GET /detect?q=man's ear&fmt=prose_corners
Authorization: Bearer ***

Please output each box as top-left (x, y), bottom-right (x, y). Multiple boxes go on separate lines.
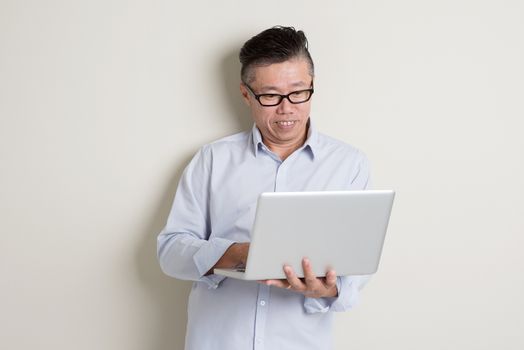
top-left (240, 83), bottom-right (251, 106)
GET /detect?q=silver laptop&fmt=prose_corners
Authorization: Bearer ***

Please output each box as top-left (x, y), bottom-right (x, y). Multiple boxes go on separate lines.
top-left (214, 190), bottom-right (395, 280)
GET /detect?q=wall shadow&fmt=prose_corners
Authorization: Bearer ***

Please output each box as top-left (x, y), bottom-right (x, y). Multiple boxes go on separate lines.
top-left (134, 46), bottom-right (251, 350)
top-left (219, 45), bottom-right (253, 132)
top-left (135, 153), bottom-right (193, 350)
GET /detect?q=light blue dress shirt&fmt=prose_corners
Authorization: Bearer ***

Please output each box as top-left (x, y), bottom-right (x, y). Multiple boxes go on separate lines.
top-left (157, 121), bottom-right (372, 350)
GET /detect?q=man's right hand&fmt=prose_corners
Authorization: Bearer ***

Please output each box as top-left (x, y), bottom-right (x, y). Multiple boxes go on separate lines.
top-left (206, 242), bottom-right (249, 275)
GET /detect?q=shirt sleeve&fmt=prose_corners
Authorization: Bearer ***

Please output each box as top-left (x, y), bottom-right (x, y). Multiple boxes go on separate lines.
top-left (157, 146), bottom-right (235, 289)
top-left (303, 275), bottom-right (372, 313)
top-left (304, 150), bottom-right (374, 313)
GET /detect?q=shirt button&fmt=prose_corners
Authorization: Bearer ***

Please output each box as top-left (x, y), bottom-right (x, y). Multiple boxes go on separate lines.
top-left (256, 338), bottom-right (262, 343)
top-left (260, 300), bottom-right (266, 306)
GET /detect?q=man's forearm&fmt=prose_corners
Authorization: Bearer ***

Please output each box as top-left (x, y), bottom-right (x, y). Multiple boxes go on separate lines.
top-left (205, 242), bottom-right (249, 275)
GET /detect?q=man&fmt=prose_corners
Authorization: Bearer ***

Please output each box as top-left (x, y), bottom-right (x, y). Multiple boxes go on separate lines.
top-left (157, 26), bottom-right (371, 350)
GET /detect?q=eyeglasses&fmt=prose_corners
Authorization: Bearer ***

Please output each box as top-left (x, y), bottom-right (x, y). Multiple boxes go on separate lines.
top-left (243, 82), bottom-right (314, 107)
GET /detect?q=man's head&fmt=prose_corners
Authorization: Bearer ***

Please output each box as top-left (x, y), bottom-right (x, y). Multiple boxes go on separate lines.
top-left (239, 26), bottom-right (314, 85)
top-left (239, 26), bottom-right (315, 157)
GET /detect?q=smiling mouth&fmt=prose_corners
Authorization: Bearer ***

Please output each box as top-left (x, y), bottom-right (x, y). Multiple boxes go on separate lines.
top-left (276, 120), bottom-right (297, 126)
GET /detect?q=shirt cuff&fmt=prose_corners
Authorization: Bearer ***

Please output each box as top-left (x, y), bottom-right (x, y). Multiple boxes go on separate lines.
top-left (192, 237), bottom-right (236, 289)
top-left (303, 275), bottom-right (371, 314)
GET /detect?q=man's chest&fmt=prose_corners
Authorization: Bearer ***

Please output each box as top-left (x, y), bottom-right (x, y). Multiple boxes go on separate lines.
top-left (206, 151), bottom-right (358, 240)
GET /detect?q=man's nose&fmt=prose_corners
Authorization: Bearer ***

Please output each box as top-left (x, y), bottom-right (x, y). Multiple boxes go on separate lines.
top-left (276, 97), bottom-right (293, 114)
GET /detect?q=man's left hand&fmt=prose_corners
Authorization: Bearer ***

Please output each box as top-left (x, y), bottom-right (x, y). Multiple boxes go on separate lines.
top-left (260, 258), bottom-right (338, 298)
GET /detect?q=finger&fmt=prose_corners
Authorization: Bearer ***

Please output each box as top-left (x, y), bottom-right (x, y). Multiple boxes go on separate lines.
top-left (301, 258), bottom-right (318, 286)
top-left (262, 279), bottom-right (289, 289)
top-left (324, 270), bottom-right (337, 288)
top-left (283, 265), bottom-right (305, 290)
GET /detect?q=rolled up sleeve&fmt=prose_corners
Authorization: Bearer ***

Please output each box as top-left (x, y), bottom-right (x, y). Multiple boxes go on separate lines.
top-left (157, 146), bottom-right (234, 289)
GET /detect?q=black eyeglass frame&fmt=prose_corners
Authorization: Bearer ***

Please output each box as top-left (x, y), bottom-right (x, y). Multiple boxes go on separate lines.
top-left (243, 82), bottom-right (314, 107)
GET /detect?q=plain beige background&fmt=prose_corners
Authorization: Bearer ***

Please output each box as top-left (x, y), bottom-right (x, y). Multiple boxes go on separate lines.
top-left (1, 1), bottom-right (523, 349)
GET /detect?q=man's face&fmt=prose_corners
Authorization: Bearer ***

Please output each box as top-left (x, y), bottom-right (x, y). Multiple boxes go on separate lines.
top-left (240, 58), bottom-right (313, 149)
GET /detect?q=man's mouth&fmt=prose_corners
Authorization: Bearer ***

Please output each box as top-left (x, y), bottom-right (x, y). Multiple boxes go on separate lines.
top-left (276, 120), bottom-right (296, 126)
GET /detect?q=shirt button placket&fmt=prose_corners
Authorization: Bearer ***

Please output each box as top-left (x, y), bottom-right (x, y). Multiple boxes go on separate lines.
top-left (274, 162), bottom-right (288, 192)
top-left (253, 284), bottom-right (270, 350)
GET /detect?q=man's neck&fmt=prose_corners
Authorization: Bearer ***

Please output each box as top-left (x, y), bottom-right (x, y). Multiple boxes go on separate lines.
top-left (264, 133), bottom-right (307, 161)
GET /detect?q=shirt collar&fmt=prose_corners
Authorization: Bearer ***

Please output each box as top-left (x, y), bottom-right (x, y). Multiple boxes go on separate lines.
top-left (251, 118), bottom-right (318, 160)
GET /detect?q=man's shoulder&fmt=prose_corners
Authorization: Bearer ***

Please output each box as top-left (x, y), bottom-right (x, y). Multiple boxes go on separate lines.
top-left (200, 130), bottom-right (251, 154)
top-left (315, 131), bottom-right (367, 160)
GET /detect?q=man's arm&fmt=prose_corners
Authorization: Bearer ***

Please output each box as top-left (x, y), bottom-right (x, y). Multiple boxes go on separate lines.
top-left (204, 242), bottom-right (249, 275)
top-left (157, 146), bottom-right (246, 288)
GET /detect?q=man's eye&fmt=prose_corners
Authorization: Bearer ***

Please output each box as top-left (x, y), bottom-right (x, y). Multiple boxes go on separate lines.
top-left (291, 91), bottom-right (307, 97)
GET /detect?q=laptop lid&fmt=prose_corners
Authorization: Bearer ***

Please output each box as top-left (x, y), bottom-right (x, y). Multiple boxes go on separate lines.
top-left (214, 190), bottom-right (394, 280)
